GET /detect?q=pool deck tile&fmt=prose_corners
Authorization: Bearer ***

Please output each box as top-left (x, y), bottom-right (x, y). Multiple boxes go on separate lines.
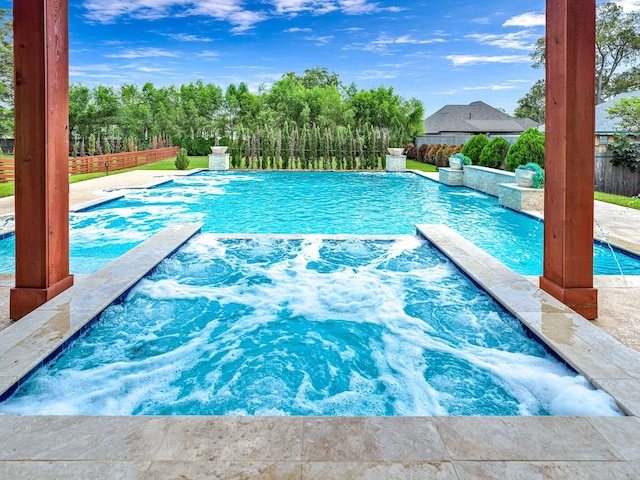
top-left (156, 417), bottom-right (303, 462)
top-left (302, 461), bottom-right (458, 479)
top-left (588, 416), bottom-right (640, 460)
top-left (451, 461), bottom-right (640, 479)
top-left (434, 416), bottom-right (623, 461)
top-left (0, 461), bottom-right (152, 480)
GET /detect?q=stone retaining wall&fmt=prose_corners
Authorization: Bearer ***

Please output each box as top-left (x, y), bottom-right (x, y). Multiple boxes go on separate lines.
top-left (438, 165), bottom-right (544, 213)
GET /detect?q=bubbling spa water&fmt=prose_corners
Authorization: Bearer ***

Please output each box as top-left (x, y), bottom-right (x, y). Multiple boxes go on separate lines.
top-left (0, 235), bottom-right (622, 416)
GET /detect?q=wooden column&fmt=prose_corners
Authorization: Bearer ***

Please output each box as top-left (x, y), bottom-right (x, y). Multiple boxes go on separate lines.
top-left (540, 0), bottom-right (597, 319)
top-left (10, 0), bottom-right (73, 319)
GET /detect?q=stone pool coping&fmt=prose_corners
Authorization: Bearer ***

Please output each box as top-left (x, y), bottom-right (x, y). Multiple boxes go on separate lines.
top-left (0, 226), bottom-right (639, 478)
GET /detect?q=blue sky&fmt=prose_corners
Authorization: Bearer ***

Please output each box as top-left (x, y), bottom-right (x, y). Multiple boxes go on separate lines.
top-left (4, 0), bottom-right (639, 116)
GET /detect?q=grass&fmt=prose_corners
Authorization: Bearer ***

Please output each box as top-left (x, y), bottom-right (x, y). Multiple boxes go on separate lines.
top-left (405, 160), bottom-right (438, 173)
top-left (595, 191), bottom-right (640, 209)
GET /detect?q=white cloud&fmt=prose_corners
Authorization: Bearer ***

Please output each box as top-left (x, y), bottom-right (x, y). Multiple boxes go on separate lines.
top-left (471, 17), bottom-right (492, 25)
top-left (438, 79), bottom-right (530, 95)
top-left (614, 1), bottom-right (640, 12)
top-left (135, 66), bottom-right (176, 73)
top-left (82, 0), bottom-right (268, 33)
top-left (165, 33), bottom-right (212, 42)
top-left (284, 27), bottom-right (313, 33)
top-left (198, 50), bottom-right (221, 58)
top-left (468, 31), bottom-right (537, 51)
top-left (503, 12), bottom-right (545, 27)
top-left (304, 35), bottom-right (334, 45)
top-left (106, 47), bottom-right (180, 58)
top-left (356, 69), bottom-right (398, 80)
top-left (338, 0), bottom-right (377, 15)
top-left (83, 0), bottom-right (395, 32)
top-left (446, 54), bottom-right (531, 66)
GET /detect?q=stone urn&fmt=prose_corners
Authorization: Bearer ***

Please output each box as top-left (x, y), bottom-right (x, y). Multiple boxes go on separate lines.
top-left (210, 146), bottom-right (228, 155)
top-left (387, 147), bottom-right (405, 156)
top-left (448, 156), bottom-right (463, 170)
top-left (515, 166), bottom-right (535, 188)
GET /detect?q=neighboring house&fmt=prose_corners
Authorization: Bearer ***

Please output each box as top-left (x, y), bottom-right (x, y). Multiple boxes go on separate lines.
top-left (416, 101), bottom-right (537, 146)
top-left (594, 90), bottom-right (640, 147)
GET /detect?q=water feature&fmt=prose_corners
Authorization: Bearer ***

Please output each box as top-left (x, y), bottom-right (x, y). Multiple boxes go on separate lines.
top-left (0, 235), bottom-right (622, 416)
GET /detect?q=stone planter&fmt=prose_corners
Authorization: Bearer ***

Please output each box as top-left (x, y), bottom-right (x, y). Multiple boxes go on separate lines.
top-left (210, 146), bottom-right (228, 155)
top-left (515, 167), bottom-right (535, 188)
top-left (448, 156), bottom-right (463, 170)
top-left (386, 147), bottom-right (406, 172)
top-left (209, 146), bottom-right (230, 171)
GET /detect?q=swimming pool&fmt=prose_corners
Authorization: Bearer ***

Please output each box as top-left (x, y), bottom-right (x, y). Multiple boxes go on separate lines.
top-left (0, 171), bottom-right (638, 276)
top-left (0, 235), bottom-right (622, 416)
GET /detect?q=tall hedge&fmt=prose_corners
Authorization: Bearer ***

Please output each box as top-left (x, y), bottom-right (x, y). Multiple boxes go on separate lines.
top-left (461, 134), bottom-right (489, 164)
top-left (479, 136), bottom-right (510, 169)
top-left (505, 128), bottom-right (545, 171)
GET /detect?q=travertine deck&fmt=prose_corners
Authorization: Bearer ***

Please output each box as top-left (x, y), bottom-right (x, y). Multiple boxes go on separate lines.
top-left (0, 169), bottom-right (639, 478)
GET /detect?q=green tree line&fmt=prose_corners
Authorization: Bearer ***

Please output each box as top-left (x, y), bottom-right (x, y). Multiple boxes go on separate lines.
top-left (69, 67), bottom-right (424, 156)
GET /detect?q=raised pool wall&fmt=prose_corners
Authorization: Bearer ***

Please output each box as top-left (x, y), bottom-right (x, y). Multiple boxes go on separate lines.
top-left (439, 165), bottom-right (544, 213)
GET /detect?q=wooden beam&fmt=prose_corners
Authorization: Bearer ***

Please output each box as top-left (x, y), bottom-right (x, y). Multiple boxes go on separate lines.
top-left (10, 0), bottom-right (73, 319)
top-left (540, 0), bottom-right (597, 319)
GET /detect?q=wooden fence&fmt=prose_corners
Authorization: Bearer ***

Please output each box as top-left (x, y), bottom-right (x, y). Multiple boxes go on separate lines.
top-left (0, 146), bottom-right (180, 183)
top-left (595, 145), bottom-right (640, 197)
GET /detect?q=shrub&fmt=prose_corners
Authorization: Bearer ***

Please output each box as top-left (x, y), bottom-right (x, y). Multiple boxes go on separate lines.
top-left (418, 143), bottom-right (429, 162)
top-left (404, 142), bottom-right (417, 159)
top-left (505, 128), bottom-right (545, 171)
top-left (608, 133), bottom-right (640, 172)
top-left (435, 144), bottom-right (449, 167)
top-left (461, 134), bottom-right (489, 164)
top-left (426, 144), bottom-right (441, 164)
top-left (174, 147), bottom-right (190, 170)
top-left (479, 136), bottom-right (510, 169)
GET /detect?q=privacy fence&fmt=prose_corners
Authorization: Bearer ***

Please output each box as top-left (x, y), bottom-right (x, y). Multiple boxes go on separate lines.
top-left (595, 145), bottom-right (640, 197)
top-left (0, 146), bottom-right (180, 183)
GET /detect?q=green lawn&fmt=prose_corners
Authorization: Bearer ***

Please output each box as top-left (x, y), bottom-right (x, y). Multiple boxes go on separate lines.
top-left (405, 160), bottom-right (438, 173)
top-left (595, 191), bottom-right (640, 209)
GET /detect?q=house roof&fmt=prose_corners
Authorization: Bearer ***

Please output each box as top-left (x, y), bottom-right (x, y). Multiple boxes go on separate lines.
top-left (423, 101), bottom-right (536, 135)
top-left (595, 90), bottom-right (640, 134)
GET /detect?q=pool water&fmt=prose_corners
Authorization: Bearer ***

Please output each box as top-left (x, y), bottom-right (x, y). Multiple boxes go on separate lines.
top-left (0, 171), bottom-right (638, 275)
top-left (0, 236), bottom-right (622, 416)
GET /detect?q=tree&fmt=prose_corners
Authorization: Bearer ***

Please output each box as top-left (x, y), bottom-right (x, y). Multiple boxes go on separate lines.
top-left (505, 128), bottom-right (545, 171)
top-left (479, 136), bottom-right (510, 169)
top-left (0, 10), bottom-right (12, 138)
top-left (607, 95), bottom-right (640, 135)
top-left (530, 2), bottom-right (640, 104)
top-left (514, 79), bottom-right (545, 124)
top-left (461, 134), bottom-right (489, 164)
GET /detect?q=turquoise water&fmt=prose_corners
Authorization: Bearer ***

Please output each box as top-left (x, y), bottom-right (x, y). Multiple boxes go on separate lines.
top-left (0, 171), bottom-right (638, 275)
top-left (0, 236), bottom-right (622, 416)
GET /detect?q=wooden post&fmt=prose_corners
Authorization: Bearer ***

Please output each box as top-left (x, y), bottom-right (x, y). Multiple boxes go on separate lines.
top-left (540, 0), bottom-right (598, 319)
top-left (10, 0), bottom-right (74, 319)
